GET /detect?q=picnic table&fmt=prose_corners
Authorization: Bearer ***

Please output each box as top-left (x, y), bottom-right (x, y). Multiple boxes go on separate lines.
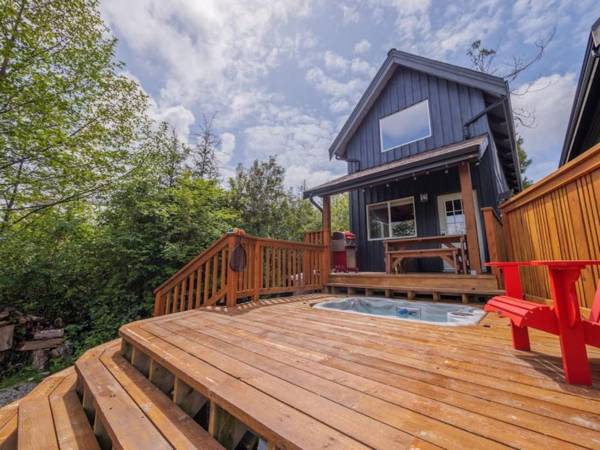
top-left (384, 234), bottom-right (468, 274)
top-left (486, 260), bottom-right (600, 385)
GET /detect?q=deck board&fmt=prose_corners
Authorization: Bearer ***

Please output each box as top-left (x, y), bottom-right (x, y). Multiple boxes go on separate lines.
top-left (121, 294), bottom-right (600, 449)
top-left (99, 347), bottom-right (224, 450)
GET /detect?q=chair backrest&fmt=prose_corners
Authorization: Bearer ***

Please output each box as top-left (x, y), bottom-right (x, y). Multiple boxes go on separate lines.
top-left (590, 280), bottom-right (600, 323)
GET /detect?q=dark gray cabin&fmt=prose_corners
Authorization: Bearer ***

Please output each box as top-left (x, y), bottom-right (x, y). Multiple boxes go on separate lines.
top-left (305, 49), bottom-right (520, 273)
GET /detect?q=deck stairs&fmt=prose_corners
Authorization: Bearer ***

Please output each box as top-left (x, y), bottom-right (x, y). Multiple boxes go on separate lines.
top-left (0, 338), bottom-right (229, 450)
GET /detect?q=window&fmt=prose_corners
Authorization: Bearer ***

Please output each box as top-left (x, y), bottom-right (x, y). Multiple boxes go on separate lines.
top-left (444, 199), bottom-right (465, 235)
top-left (379, 99), bottom-right (431, 152)
top-left (367, 197), bottom-right (416, 240)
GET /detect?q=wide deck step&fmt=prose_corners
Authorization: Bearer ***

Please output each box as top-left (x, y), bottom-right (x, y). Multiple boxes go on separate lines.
top-left (76, 341), bottom-right (223, 450)
top-left (0, 339), bottom-right (223, 450)
top-left (1, 366), bottom-right (99, 450)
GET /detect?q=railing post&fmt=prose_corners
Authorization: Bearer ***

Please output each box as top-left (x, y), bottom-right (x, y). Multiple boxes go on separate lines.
top-left (253, 241), bottom-right (262, 301)
top-left (153, 291), bottom-right (163, 316)
top-left (226, 232), bottom-right (239, 308)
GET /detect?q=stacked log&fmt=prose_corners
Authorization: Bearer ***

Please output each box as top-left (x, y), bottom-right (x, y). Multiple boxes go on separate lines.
top-left (0, 308), bottom-right (71, 371)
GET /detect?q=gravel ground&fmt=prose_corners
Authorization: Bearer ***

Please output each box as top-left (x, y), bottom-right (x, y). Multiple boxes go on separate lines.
top-left (0, 381), bottom-right (37, 407)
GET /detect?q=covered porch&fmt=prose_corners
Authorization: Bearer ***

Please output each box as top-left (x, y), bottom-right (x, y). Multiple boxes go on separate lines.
top-left (305, 136), bottom-right (502, 295)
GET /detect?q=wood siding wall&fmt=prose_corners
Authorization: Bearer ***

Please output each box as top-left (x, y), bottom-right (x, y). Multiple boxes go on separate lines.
top-left (344, 65), bottom-right (512, 272)
top-left (345, 66), bottom-right (490, 171)
top-left (349, 163), bottom-right (497, 272)
top-left (501, 142), bottom-right (600, 309)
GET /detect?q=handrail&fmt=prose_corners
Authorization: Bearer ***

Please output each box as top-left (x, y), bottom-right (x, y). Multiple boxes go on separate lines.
top-left (304, 230), bottom-right (323, 245)
top-left (153, 229), bottom-right (326, 316)
top-left (153, 233), bottom-right (230, 294)
top-left (153, 233), bottom-right (231, 316)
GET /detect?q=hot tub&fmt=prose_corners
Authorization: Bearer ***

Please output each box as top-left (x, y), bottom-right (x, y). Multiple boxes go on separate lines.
top-left (314, 297), bottom-right (485, 326)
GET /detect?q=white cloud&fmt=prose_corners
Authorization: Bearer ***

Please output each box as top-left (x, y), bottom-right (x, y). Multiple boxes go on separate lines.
top-left (217, 132), bottom-right (236, 181)
top-left (101, 0), bottom-right (335, 186)
top-left (340, 4), bottom-right (360, 24)
top-left (149, 102), bottom-right (196, 141)
top-left (242, 105), bottom-right (345, 187)
top-left (218, 132), bottom-right (236, 166)
top-left (323, 51), bottom-right (349, 72)
top-left (330, 99), bottom-right (351, 114)
top-left (354, 39), bottom-right (371, 54)
top-left (305, 67), bottom-right (366, 100)
top-left (350, 0), bottom-right (503, 56)
top-left (101, 0), bottom-right (314, 117)
top-left (350, 58), bottom-right (375, 76)
top-left (511, 72), bottom-right (577, 180)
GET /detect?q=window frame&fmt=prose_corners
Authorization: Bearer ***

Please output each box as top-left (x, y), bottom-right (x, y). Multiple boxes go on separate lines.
top-left (366, 196), bottom-right (418, 241)
top-left (379, 99), bottom-right (432, 153)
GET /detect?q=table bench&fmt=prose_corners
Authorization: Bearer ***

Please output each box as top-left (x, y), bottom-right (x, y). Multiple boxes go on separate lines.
top-left (387, 248), bottom-right (463, 274)
top-left (384, 234), bottom-right (468, 274)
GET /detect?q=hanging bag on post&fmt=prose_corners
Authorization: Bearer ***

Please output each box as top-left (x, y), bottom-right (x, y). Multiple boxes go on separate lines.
top-left (229, 234), bottom-right (247, 272)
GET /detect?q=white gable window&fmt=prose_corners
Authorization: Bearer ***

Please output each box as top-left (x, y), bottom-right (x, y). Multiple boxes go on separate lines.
top-left (379, 99), bottom-right (432, 152)
top-left (367, 197), bottom-right (417, 240)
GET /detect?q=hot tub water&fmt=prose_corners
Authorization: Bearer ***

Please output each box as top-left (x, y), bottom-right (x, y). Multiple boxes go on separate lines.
top-left (314, 297), bottom-right (485, 326)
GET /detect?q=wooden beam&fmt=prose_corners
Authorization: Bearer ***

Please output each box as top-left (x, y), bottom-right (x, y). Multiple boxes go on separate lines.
top-left (321, 195), bottom-right (331, 287)
top-left (458, 162), bottom-right (482, 273)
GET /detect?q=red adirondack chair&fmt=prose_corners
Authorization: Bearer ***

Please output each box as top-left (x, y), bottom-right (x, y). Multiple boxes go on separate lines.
top-left (485, 260), bottom-right (600, 385)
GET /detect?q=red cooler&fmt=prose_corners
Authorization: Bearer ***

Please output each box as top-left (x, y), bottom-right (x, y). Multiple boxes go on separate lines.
top-left (331, 231), bottom-right (358, 272)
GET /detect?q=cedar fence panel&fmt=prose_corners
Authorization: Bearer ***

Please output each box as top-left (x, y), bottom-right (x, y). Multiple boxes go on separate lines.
top-left (500, 142), bottom-right (600, 310)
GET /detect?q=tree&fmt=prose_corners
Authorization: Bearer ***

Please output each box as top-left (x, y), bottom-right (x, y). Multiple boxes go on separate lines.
top-left (466, 32), bottom-right (554, 185)
top-left (331, 193), bottom-right (349, 231)
top-left (149, 123), bottom-right (191, 188)
top-left (0, 0), bottom-right (149, 230)
top-left (229, 157), bottom-right (288, 237)
top-left (192, 113), bottom-right (220, 180)
top-left (517, 135), bottom-right (533, 188)
top-left (0, 124), bottom-right (239, 354)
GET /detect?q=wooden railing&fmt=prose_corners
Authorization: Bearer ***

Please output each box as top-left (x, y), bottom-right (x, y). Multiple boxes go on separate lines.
top-left (500, 141), bottom-right (600, 310)
top-left (153, 229), bottom-right (326, 316)
top-left (153, 234), bottom-right (230, 316)
top-left (303, 230), bottom-right (323, 245)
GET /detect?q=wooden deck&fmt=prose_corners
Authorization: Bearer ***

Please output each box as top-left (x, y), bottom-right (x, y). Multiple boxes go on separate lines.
top-left (120, 294), bottom-right (600, 449)
top-left (328, 271), bottom-right (501, 302)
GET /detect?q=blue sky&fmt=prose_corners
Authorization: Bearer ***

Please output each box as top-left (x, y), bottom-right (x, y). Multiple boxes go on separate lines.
top-left (100, 0), bottom-right (600, 188)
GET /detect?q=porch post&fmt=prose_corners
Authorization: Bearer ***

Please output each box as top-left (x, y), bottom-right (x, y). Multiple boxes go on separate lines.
top-left (458, 162), bottom-right (482, 273)
top-left (321, 195), bottom-right (331, 287)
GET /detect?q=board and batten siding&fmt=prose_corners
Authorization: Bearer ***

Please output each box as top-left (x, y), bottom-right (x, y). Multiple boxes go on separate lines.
top-left (345, 64), bottom-right (510, 272)
top-left (344, 65), bottom-right (490, 171)
top-left (349, 163), bottom-right (503, 272)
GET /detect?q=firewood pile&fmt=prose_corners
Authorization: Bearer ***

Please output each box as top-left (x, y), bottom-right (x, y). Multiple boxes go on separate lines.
top-left (0, 308), bottom-right (72, 371)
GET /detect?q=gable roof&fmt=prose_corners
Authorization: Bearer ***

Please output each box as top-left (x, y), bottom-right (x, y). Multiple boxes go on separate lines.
top-left (329, 49), bottom-right (509, 159)
top-left (328, 49), bottom-right (521, 191)
top-left (560, 17), bottom-right (600, 165)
